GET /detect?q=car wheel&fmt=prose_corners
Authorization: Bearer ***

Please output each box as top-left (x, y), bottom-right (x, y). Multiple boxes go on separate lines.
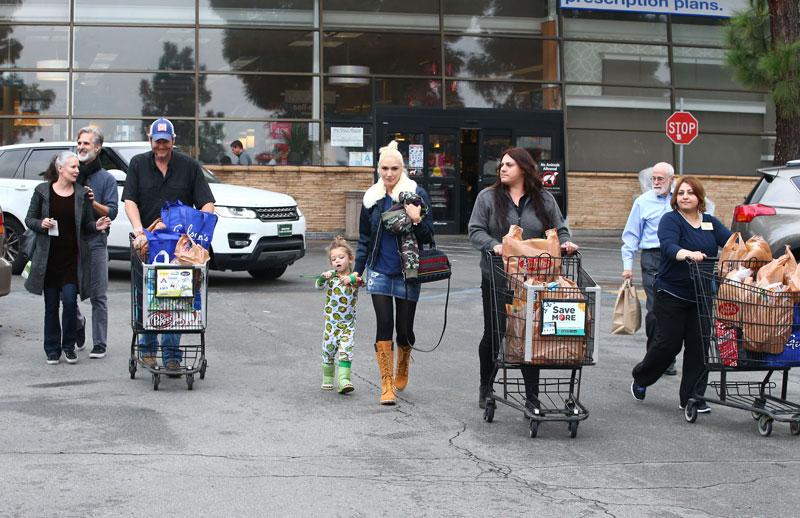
top-left (247, 265), bottom-right (287, 280)
top-left (3, 216), bottom-right (26, 275)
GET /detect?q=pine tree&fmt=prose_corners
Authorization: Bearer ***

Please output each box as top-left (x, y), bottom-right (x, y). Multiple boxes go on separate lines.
top-left (725, 0), bottom-right (800, 165)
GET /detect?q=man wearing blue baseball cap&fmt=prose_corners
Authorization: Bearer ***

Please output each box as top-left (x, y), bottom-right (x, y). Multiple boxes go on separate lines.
top-left (122, 117), bottom-right (215, 374)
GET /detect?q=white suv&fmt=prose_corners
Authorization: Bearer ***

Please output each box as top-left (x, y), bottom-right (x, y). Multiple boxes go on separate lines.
top-left (0, 142), bottom-right (306, 279)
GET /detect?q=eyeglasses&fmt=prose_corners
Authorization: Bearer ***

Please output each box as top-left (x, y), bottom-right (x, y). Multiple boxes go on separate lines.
top-left (651, 176), bottom-right (669, 183)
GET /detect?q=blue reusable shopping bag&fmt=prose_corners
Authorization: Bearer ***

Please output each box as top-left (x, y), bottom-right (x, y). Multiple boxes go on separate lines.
top-left (145, 229), bottom-right (181, 263)
top-left (161, 200), bottom-right (218, 250)
top-left (764, 304), bottom-right (800, 367)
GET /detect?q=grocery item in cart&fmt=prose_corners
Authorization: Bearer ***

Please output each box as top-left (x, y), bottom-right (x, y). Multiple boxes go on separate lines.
top-left (743, 235), bottom-right (772, 270)
top-left (504, 300), bottom-right (526, 363)
top-left (715, 267), bottom-right (753, 326)
top-left (756, 245), bottom-right (796, 286)
top-left (742, 284), bottom-right (794, 354)
top-left (173, 234), bottom-right (211, 265)
top-left (714, 320), bottom-right (739, 367)
top-left (501, 225), bottom-right (560, 279)
top-left (161, 200), bottom-right (218, 250)
top-left (719, 232), bottom-right (747, 276)
top-left (145, 230), bottom-right (181, 263)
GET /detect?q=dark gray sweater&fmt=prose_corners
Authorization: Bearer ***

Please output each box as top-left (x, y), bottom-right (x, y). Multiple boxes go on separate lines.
top-left (468, 186), bottom-right (571, 274)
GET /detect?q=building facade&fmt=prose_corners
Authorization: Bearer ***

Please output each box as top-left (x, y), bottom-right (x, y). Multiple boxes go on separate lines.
top-left (0, 0), bottom-right (771, 232)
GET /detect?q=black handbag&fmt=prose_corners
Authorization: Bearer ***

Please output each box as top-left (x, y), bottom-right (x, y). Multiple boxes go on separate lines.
top-left (21, 228), bottom-right (36, 260)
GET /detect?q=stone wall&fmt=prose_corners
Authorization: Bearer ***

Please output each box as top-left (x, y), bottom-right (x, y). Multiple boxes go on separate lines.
top-left (208, 166), bottom-right (758, 233)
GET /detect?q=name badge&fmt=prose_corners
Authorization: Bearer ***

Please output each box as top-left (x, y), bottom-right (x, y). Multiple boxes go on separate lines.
top-left (701, 221), bottom-right (713, 231)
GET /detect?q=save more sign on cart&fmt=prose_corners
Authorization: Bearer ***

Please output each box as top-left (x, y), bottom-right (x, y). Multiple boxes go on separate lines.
top-left (541, 300), bottom-right (587, 336)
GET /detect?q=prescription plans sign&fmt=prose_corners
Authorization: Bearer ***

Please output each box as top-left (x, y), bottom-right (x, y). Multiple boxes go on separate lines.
top-left (559, 0), bottom-right (748, 18)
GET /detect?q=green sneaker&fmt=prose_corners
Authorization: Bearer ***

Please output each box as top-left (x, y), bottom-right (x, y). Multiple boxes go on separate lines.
top-left (322, 363), bottom-right (335, 390)
top-left (338, 360), bottom-right (354, 394)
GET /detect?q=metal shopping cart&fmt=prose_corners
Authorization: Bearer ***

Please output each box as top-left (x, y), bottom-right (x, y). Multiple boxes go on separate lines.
top-left (687, 259), bottom-right (800, 436)
top-left (484, 252), bottom-right (601, 438)
top-left (128, 236), bottom-right (208, 390)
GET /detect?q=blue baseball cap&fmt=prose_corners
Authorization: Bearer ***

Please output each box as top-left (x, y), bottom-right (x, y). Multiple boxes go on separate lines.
top-left (149, 118), bottom-right (175, 141)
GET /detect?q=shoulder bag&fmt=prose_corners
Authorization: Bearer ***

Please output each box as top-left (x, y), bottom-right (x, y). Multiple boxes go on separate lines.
top-left (409, 241), bottom-right (452, 353)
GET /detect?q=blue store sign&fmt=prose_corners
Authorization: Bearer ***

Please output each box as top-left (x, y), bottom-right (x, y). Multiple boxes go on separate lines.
top-left (559, 0), bottom-right (748, 18)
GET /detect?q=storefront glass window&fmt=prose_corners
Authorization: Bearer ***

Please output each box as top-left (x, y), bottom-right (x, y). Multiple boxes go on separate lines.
top-left (74, 0), bottom-right (195, 23)
top-left (202, 74), bottom-right (315, 119)
top-left (565, 42), bottom-right (669, 87)
top-left (671, 15), bottom-right (726, 46)
top-left (443, 0), bottom-right (555, 35)
top-left (445, 36), bottom-right (557, 81)
top-left (428, 134), bottom-right (457, 178)
top-left (384, 132), bottom-right (424, 177)
top-left (375, 78), bottom-right (442, 109)
top-left (199, 120), bottom-right (319, 165)
top-left (562, 10), bottom-right (667, 42)
top-left (481, 133), bottom-right (512, 177)
top-left (324, 0), bottom-right (438, 30)
top-left (427, 181), bottom-right (455, 222)
top-left (684, 133), bottom-right (773, 175)
top-left (517, 135), bottom-right (551, 161)
top-left (672, 47), bottom-right (746, 90)
top-left (674, 89), bottom-right (775, 134)
top-left (73, 72), bottom-right (196, 117)
top-left (446, 81), bottom-right (561, 111)
top-left (0, 0), bottom-right (68, 22)
top-left (324, 78), bottom-right (371, 118)
top-left (72, 118), bottom-right (155, 143)
top-left (0, 71), bottom-right (67, 116)
top-left (566, 89), bottom-right (671, 131)
top-left (0, 118), bottom-right (67, 145)
top-left (323, 123), bottom-right (373, 166)
top-left (324, 32), bottom-right (440, 77)
top-left (567, 129), bottom-right (672, 173)
top-left (0, 26), bottom-right (69, 69)
top-left (74, 27), bottom-right (195, 71)
top-left (199, 0), bottom-right (316, 27)
top-left (200, 29), bottom-right (316, 73)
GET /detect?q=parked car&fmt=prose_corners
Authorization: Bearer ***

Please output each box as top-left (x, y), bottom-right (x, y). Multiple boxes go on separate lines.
top-left (0, 142), bottom-right (306, 279)
top-left (0, 206), bottom-right (10, 296)
top-left (730, 159), bottom-right (800, 258)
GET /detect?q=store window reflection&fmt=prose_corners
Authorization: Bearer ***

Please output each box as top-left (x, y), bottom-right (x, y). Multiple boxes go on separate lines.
top-left (0, 118), bottom-right (66, 145)
top-left (376, 78), bottom-right (441, 108)
top-left (75, 27), bottom-right (194, 71)
top-left (443, 0), bottom-right (554, 34)
top-left (446, 81), bottom-right (561, 110)
top-left (323, 123), bottom-right (373, 166)
top-left (0, 26), bottom-right (69, 69)
top-left (199, 0), bottom-right (316, 27)
top-left (324, 0), bottom-right (438, 30)
top-left (428, 134), bottom-right (456, 177)
top-left (324, 32), bottom-right (440, 77)
top-left (203, 74), bottom-right (315, 119)
top-left (481, 134), bottom-right (511, 178)
top-left (199, 120), bottom-right (319, 166)
top-left (0, 0), bottom-right (69, 22)
top-left (73, 72), bottom-right (195, 117)
top-left (325, 77), bottom-right (371, 118)
top-left (75, 0), bottom-right (194, 23)
top-left (200, 29), bottom-right (316, 73)
top-left (1, 71), bottom-right (66, 116)
top-left (445, 36), bottom-right (551, 80)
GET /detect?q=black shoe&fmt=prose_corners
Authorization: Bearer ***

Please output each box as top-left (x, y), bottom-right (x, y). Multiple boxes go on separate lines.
top-left (478, 384), bottom-right (493, 409)
top-left (524, 397), bottom-right (540, 414)
top-left (46, 355), bottom-right (60, 365)
top-left (76, 315), bottom-right (87, 351)
top-left (64, 351), bottom-right (78, 364)
top-left (89, 346), bottom-right (106, 359)
top-left (664, 362), bottom-right (677, 376)
top-left (680, 401), bottom-right (711, 413)
top-left (630, 381), bottom-right (646, 401)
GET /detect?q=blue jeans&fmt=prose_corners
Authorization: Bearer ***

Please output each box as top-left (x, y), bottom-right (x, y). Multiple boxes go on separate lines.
top-left (138, 333), bottom-right (182, 364)
top-left (43, 284), bottom-right (78, 359)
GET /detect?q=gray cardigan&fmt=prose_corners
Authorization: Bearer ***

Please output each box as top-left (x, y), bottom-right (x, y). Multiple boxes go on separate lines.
top-left (24, 182), bottom-right (98, 298)
top-left (468, 186), bottom-right (571, 275)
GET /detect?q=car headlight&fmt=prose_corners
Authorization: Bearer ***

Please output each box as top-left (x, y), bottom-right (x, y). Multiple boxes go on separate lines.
top-left (215, 206), bottom-right (258, 219)
top-left (296, 206), bottom-right (303, 217)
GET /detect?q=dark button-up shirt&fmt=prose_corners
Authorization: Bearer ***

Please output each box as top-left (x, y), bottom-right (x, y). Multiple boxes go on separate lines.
top-left (122, 150), bottom-right (215, 228)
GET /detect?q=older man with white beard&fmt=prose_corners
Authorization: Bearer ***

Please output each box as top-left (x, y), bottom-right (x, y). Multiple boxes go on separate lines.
top-left (74, 126), bottom-right (118, 359)
top-left (621, 162), bottom-right (677, 376)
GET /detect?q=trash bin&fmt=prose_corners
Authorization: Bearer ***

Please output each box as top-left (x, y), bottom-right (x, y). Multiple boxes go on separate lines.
top-left (344, 190), bottom-right (364, 240)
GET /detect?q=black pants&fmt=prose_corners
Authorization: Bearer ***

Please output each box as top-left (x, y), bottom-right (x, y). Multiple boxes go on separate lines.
top-left (632, 290), bottom-right (708, 406)
top-left (479, 275), bottom-right (539, 397)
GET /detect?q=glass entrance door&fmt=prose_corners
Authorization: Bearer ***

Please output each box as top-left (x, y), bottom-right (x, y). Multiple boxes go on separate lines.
top-left (377, 107), bottom-right (564, 233)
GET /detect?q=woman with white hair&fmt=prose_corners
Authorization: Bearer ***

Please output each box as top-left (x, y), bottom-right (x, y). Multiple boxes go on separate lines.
top-left (355, 141), bottom-right (434, 405)
top-left (24, 151), bottom-right (111, 365)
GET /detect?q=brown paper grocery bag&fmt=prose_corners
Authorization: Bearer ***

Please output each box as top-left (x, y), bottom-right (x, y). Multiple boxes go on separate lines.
top-left (502, 225), bottom-right (561, 281)
top-left (611, 279), bottom-right (641, 335)
top-left (719, 232), bottom-right (747, 276)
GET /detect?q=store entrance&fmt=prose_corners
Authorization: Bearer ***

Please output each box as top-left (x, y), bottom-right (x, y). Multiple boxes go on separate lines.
top-left (377, 107), bottom-right (564, 234)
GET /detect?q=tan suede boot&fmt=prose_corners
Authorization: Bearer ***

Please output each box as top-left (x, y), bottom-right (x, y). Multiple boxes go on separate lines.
top-left (395, 345), bottom-right (412, 392)
top-left (374, 340), bottom-right (396, 405)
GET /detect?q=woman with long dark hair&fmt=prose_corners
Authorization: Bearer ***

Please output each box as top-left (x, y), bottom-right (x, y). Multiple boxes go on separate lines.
top-left (24, 151), bottom-right (111, 364)
top-left (468, 147), bottom-right (578, 410)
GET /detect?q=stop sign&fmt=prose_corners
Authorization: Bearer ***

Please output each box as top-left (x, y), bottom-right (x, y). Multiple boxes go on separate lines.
top-left (666, 111), bottom-right (699, 145)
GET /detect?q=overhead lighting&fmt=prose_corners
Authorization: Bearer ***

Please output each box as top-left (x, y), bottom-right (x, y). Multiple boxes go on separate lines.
top-left (328, 65), bottom-right (369, 86)
top-left (36, 60), bottom-right (68, 82)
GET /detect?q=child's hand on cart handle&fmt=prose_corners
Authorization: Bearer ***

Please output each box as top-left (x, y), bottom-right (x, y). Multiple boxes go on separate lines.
top-left (562, 241), bottom-right (579, 255)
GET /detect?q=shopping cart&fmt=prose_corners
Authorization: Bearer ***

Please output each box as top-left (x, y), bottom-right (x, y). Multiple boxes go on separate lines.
top-left (128, 236), bottom-right (208, 390)
top-left (484, 252), bottom-right (600, 438)
top-left (687, 259), bottom-right (800, 436)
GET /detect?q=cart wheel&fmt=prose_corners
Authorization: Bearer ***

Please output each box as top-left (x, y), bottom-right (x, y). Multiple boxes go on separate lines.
top-left (757, 415), bottom-right (773, 437)
top-left (789, 414), bottom-right (800, 435)
top-left (568, 421), bottom-right (579, 439)
top-left (529, 420), bottom-right (539, 438)
top-left (152, 373), bottom-right (160, 391)
top-left (129, 358), bottom-right (137, 380)
top-left (186, 374), bottom-right (194, 391)
top-left (483, 403), bottom-right (494, 423)
top-left (199, 360), bottom-right (207, 380)
top-left (684, 401), bottom-right (698, 423)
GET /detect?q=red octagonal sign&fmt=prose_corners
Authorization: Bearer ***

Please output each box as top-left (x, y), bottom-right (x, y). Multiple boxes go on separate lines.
top-left (666, 111), bottom-right (699, 145)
